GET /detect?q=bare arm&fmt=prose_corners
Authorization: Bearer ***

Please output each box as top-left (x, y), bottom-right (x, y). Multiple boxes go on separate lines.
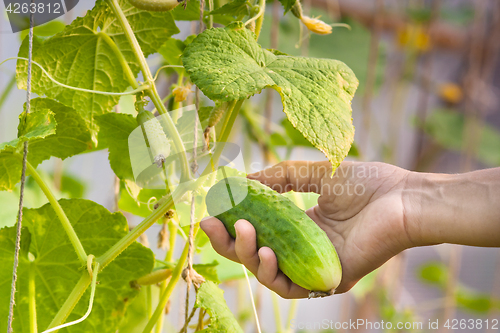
top-left (404, 168), bottom-right (500, 248)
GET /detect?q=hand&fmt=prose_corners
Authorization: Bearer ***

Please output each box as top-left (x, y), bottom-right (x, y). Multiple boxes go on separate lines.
top-left (201, 161), bottom-right (414, 298)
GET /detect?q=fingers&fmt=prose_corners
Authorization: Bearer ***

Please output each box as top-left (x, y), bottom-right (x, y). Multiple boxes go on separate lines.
top-left (257, 247), bottom-right (310, 299)
top-left (233, 220), bottom-right (260, 273)
top-left (201, 218), bottom-right (310, 299)
top-left (200, 217), bottom-right (239, 262)
top-left (247, 160), bottom-right (331, 194)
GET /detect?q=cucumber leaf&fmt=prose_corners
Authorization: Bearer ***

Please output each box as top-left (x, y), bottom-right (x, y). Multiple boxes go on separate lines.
top-left (0, 109), bottom-right (56, 191)
top-left (193, 261), bottom-right (220, 283)
top-left (27, 98), bottom-right (92, 166)
top-left (0, 98), bottom-right (91, 191)
top-left (16, 0), bottom-right (179, 138)
top-left (195, 281), bottom-right (243, 332)
top-left (278, 0), bottom-right (296, 13)
top-left (0, 199), bottom-right (155, 333)
top-left (182, 24), bottom-right (358, 171)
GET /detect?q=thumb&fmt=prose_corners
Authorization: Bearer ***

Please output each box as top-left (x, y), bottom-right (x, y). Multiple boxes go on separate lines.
top-left (247, 161), bottom-right (331, 194)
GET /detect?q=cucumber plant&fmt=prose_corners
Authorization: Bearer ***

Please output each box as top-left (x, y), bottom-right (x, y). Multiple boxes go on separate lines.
top-left (0, 0), bottom-right (358, 331)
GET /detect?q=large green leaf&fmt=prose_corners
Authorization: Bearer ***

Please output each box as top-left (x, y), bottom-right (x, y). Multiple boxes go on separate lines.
top-left (0, 199), bottom-right (154, 332)
top-left (259, 15), bottom-right (385, 95)
top-left (0, 98), bottom-right (91, 191)
top-left (195, 281), bottom-right (243, 332)
top-left (27, 98), bottom-right (92, 166)
top-left (16, 0), bottom-right (179, 137)
top-left (182, 24), bottom-right (358, 170)
top-left (0, 109), bottom-right (56, 191)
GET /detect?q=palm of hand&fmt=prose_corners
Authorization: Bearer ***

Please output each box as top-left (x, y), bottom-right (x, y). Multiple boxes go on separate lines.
top-left (308, 162), bottom-right (411, 293)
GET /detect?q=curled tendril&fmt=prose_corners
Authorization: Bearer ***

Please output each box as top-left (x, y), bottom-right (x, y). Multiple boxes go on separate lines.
top-left (42, 256), bottom-right (100, 333)
top-left (0, 57), bottom-right (149, 96)
top-left (153, 64), bottom-right (184, 81)
top-left (147, 196), bottom-right (158, 212)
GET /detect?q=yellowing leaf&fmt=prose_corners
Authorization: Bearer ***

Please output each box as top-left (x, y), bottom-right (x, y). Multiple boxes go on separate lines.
top-left (182, 24), bottom-right (358, 171)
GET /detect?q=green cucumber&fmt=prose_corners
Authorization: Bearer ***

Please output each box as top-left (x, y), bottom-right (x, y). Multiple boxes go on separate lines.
top-left (137, 110), bottom-right (170, 167)
top-left (206, 177), bottom-right (342, 297)
top-left (128, 0), bottom-right (180, 11)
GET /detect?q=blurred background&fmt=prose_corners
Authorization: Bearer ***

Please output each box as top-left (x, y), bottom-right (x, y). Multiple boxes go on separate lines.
top-left (1, 0), bottom-right (499, 332)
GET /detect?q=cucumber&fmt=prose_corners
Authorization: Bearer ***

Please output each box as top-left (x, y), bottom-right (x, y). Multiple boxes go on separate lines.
top-left (137, 110), bottom-right (170, 168)
top-left (128, 0), bottom-right (180, 12)
top-left (205, 177), bottom-right (342, 297)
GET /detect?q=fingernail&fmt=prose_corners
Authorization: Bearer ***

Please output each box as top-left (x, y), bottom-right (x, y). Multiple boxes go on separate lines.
top-left (234, 221), bottom-right (242, 238)
top-left (257, 251), bottom-right (262, 261)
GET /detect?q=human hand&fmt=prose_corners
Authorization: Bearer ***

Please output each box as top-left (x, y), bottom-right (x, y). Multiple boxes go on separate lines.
top-left (201, 161), bottom-right (414, 298)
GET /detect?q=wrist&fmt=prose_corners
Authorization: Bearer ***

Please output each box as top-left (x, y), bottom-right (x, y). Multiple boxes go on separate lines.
top-left (401, 171), bottom-right (456, 247)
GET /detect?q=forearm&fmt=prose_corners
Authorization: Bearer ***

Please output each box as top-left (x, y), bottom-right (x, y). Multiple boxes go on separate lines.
top-left (404, 168), bottom-right (500, 247)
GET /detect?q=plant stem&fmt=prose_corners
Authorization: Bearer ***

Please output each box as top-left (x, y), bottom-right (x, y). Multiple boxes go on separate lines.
top-left (207, 0), bottom-right (214, 29)
top-left (254, 0), bottom-right (266, 40)
top-left (201, 99), bottom-right (244, 177)
top-left (146, 285), bottom-right (152, 319)
top-left (142, 227), bottom-right (198, 333)
top-left (154, 219), bottom-right (177, 333)
top-left (97, 184), bottom-right (182, 269)
top-left (271, 292), bottom-right (283, 333)
top-left (106, 0), bottom-right (191, 182)
top-left (98, 32), bottom-right (139, 90)
top-left (0, 74), bottom-right (16, 115)
top-left (166, 220), bottom-right (177, 262)
top-left (106, 0), bottom-right (152, 87)
top-left (25, 160), bottom-right (87, 265)
top-left (29, 261), bottom-right (37, 333)
top-left (285, 299), bottom-right (298, 333)
top-left (46, 273), bottom-right (92, 330)
top-left (245, 0), bottom-right (265, 33)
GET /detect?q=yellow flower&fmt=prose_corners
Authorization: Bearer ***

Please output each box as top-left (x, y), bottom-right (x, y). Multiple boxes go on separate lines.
top-left (397, 24), bottom-right (431, 52)
top-left (172, 84), bottom-right (192, 103)
top-left (438, 83), bottom-right (463, 104)
top-left (300, 16), bottom-right (332, 35)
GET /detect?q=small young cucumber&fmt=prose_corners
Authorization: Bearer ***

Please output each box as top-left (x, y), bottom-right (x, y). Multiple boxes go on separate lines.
top-left (206, 177), bottom-right (342, 297)
top-left (128, 0), bottom-right (181, 12)
top-left (137, 110), bottom-right (170, 167)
